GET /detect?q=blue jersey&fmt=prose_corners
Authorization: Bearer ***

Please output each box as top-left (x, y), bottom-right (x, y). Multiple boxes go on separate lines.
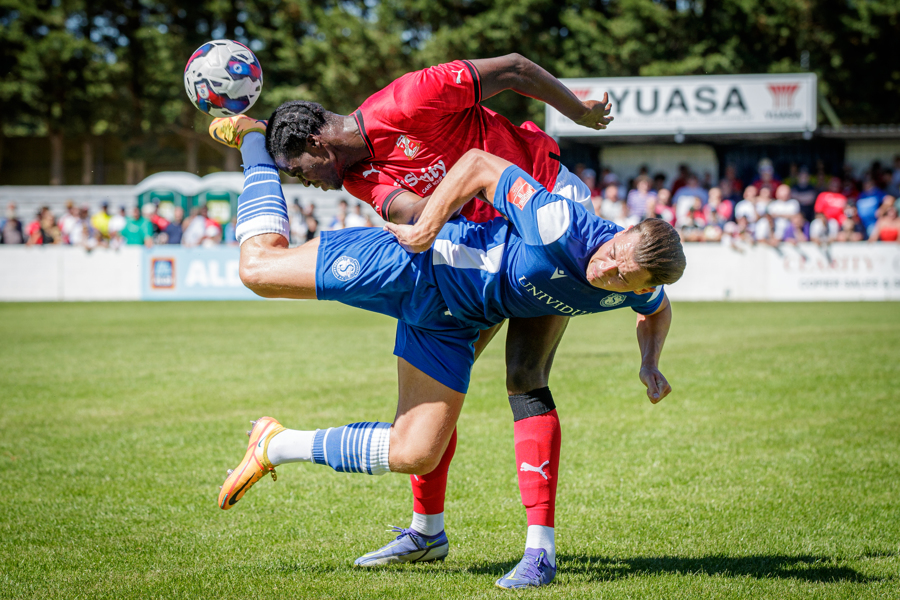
top-left (316, 165), bottom-right (666, 392)
top-left (425, 165), bottom-right (665, 329)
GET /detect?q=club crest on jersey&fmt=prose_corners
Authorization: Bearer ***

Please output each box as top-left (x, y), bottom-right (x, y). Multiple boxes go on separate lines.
top-left (508, 177), bottom-right (536, 210)
top-left (332, 256), bottom-right (361, 282)
top-left (601, 293), bottom-right (626, 307)
top-left (396, 135), bottom-right (421, 160)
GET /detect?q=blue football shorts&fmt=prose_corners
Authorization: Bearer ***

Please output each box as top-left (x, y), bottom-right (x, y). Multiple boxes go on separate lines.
top-left (316, 227), bottom-right (481, 394)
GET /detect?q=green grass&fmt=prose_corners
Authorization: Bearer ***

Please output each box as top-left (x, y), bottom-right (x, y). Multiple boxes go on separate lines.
top-left (1, 301), bottom-right (898, 599)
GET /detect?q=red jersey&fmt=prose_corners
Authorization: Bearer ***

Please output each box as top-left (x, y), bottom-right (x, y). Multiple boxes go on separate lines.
top-left (343, 60), bottom-right (562, 224)
top-left (814, 191), bottom-right (847, 224)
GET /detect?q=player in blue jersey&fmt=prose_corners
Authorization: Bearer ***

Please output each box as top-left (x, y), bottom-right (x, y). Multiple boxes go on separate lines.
top-left (219, 146), bottom-right (685, 589)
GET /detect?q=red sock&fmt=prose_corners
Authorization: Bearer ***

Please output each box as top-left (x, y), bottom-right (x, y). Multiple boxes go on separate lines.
top-left (514, 409), bottom-right (561, 527)
top-left (410, 428), bottom-right (457, 514)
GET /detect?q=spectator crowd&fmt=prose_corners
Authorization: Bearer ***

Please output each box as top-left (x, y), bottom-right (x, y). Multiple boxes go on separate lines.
top-left (577, 154), bottom-right (900, 246)
top-left (2, 155), bottom-right (899, 249)
top-left (0, 197), bottom-right (375, 249)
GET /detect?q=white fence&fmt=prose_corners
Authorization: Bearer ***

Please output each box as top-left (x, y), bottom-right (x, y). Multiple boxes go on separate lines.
top-left (669, 243), bottom-right (900, 301)
top-left (1, 243), bottom-right (899, 302)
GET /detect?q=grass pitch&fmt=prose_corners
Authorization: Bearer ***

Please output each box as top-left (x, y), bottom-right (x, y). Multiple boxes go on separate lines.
top-left (0, 301), bottom-right (898, 599)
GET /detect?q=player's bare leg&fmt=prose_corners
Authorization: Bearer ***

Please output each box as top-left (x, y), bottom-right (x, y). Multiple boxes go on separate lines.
top-left (496, 314), bottom-right (567, 587)
top-left (390, 358), bottom-right (464, 474)
top-left (219, 354), bottom-right (462, 564)
top-left (401, 321), bottom-right (504, 539)
top-left (239, 234), bottom-right (318, 299)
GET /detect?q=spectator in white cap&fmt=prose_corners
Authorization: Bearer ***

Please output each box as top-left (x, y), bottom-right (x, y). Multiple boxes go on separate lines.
top-left (752, 158), bottom-right (781, 193)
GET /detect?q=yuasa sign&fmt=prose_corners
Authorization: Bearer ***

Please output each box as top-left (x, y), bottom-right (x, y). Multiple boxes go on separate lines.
top-left (546, 73), bottom-right (818, 136)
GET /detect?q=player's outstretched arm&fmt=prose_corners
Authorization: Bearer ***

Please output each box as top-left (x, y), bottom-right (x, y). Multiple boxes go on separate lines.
top-left (470, 54), bottom-right (614, 130)
top-left (637, 296), bottom-right (673, 404)
top-left (384, 149), bottom-right (512, 252)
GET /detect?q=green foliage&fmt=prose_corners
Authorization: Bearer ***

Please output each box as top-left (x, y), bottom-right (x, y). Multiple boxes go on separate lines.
top-left (0, 0), bottom-right (896, 147)
top-left (0, 0), bottom-right (113, 135)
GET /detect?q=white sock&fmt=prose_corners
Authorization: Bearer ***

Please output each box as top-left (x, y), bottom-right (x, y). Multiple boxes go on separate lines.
top-left (411, 512), bottom-right (444, 536)
top-left (525, 525), bottom-right (556, 567)
top-left (266, 429), bottom-right (315, 465)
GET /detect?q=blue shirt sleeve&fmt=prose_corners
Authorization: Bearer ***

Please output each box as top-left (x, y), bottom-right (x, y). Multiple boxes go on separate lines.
top-left (492, 165), bottom-right (574, 246)
top-left (631, 287), bottom-right (666, 315)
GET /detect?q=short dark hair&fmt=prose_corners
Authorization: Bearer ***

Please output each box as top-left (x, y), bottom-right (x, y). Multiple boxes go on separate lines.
top-left (630, 219), bottom-right (686, 286)
top-left (266, 100), bottom-right (328, 162)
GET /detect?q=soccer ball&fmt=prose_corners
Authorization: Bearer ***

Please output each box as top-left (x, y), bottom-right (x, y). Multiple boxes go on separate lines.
top-left (184, 40), bottom-right (263, 117)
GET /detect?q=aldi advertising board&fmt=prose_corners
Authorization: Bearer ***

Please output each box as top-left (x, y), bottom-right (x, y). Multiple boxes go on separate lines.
top-left (546, 73), bottom-right (818, 137)
top-left (141, 247), bottom-right (259, 301)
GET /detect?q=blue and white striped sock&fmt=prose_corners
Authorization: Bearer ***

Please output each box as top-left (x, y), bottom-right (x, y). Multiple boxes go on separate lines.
top-left (311, 422), bottom-right (392, 475)
top-left (235, 132), bottom-right (290, 246)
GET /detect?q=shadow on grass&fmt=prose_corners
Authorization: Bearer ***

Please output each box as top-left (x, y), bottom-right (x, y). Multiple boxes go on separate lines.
top-left (552, 554), bottom-right (886, 584)
top-left (272, 553), bottom-right (893, 585)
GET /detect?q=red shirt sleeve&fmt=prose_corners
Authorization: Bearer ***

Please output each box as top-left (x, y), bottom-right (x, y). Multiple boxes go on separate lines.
top-left (375, 60), bottom-right (483, 132)
top-left (343, 169), bottom-right (411, 221)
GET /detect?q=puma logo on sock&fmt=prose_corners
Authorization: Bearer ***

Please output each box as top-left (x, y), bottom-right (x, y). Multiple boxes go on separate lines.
top-left (519, 460), bottom-right (550, 480)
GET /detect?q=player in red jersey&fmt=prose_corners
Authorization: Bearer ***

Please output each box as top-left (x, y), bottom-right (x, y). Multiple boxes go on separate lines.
top-left (240, 55), bottom-right (615, 575)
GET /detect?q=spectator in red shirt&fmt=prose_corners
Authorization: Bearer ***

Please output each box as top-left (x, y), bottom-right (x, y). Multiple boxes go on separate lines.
top-left (142, 202), bottom-right (170, 237)
top-left (814, 177), bottom-right (848, 225)
top-left (868, 205), bottom-right (900, 242)
top-left (26, 207), bottom-right (61, 245)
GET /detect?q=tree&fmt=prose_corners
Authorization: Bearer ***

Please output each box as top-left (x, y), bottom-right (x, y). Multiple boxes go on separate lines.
top-left (2, 0), bottom-right (111, 184)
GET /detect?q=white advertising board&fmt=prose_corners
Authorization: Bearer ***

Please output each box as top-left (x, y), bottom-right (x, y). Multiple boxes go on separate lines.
top-left (2, 243), bottom-right (898, 302)
top-left (667, 243), bottom-right (900, 302)
top-left (547, 73), bottom-right (818, 137)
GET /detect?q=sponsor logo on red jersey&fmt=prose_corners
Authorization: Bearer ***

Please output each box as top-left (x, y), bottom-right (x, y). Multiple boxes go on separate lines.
top-left (507, 177), bottom-right (536, 210)
top-left (395, 135), bottom-right (421, 160)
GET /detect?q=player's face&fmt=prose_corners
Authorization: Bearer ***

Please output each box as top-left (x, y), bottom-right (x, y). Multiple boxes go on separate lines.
top-left (586, 231), bottom-right (655, 294)
top-left (276, 141), bottom-right (343, 191)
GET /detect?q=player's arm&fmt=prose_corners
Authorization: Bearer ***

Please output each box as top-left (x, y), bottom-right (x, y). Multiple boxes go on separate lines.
top-left (383, 191), bottom-right (430, 225)
top-left (384, 149), bottom-right (512, 252)
top-left (469, 54), bottom-right (613, 130)
top-left (383, 191), bottom-right (478, 225)
top-left (636, 295), bottom-right (673, 404)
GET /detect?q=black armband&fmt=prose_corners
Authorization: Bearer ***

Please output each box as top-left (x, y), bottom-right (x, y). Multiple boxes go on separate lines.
top-left (508, 387), bottom-right (556, 422)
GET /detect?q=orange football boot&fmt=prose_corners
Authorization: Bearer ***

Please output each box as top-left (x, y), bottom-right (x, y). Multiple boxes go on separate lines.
top-left (209, 115), bottom-right (267, 150)
top-left (218, 416), bottom-right (285, 510)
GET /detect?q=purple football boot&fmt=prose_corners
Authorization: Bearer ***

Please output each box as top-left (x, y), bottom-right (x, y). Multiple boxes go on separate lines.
top-left (495, 548), bottom-right (557, 589)
top-left (354, 526), bottom-right (449, 566)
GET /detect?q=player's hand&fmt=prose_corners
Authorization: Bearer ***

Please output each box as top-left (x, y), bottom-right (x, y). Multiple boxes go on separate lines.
top-left (639, 366), bottom-right (671, 404)
top-left (383, 222), bottom-right (435, 253)
top-left (574, 93), bottom-right (614, 130)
